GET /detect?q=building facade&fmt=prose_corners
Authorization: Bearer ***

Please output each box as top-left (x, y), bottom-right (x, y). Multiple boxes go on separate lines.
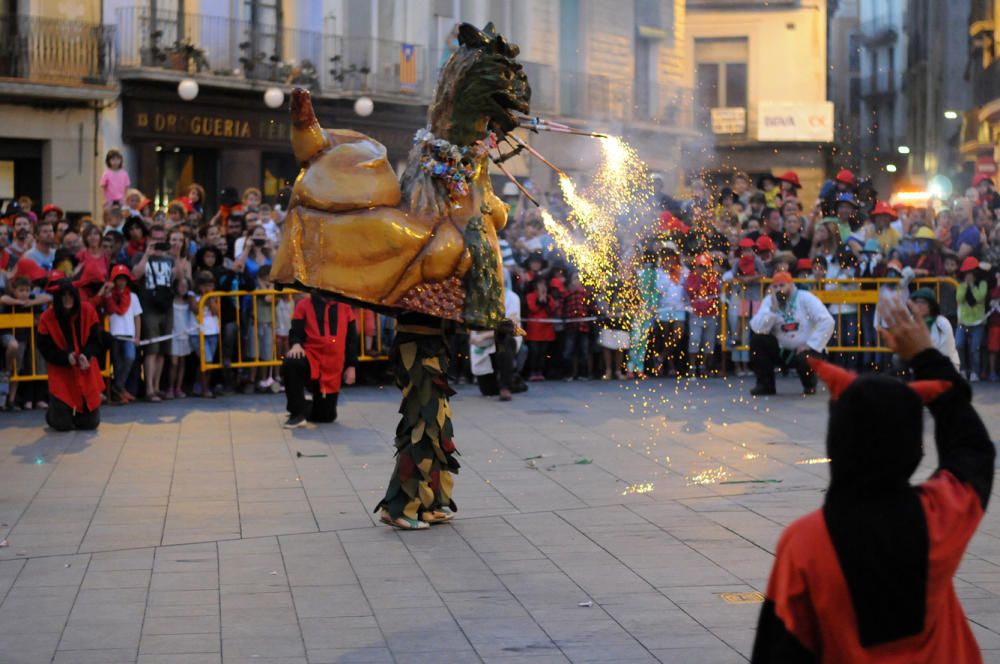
top-left (0, 0), bottom-right (116, 217)
top-left (682, 0), bottom-right (833, 202)
top-left (963, 0), bottom-right (1000, 186)
top-left (1, 0), bottom-right (697, 217)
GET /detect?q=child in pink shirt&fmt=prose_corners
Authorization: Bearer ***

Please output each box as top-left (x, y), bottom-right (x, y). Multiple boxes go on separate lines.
top-left (100, 148), bottom-right (130, 208)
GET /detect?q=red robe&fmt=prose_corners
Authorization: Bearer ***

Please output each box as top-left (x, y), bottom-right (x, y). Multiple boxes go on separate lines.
top-left (292, 298), bottom-right (354, 395)
top-left (761, 471), bottom-right (983, 663)
top-left (37, 302), bottom-right (104, 413)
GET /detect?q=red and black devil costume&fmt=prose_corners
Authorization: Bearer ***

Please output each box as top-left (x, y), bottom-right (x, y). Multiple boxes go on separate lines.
top-left (751, 349), bottom-right (995, 663)
top-left (37, 277), bottom-right (104, 431)
top-left (282, 292), bottom-right (358, 422)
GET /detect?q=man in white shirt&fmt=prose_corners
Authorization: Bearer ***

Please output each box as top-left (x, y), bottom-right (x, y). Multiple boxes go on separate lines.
top-left (749, 271), bottom-right (835, 396)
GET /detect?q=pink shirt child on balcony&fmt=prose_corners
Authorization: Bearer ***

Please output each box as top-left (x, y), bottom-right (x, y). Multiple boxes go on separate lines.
top-left (100, 148), bottom-right (130, 208)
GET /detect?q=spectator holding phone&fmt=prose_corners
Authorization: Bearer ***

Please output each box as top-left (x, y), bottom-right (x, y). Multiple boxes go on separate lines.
top-left (132, 224), bottom-right (175, 401)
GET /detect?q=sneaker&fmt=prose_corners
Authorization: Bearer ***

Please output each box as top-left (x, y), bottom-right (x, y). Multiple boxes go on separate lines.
top-left (750, 385), bottom-right (776, 397)
top-left (991, 373), bottom-right (1000, 383)
top-left (283, 413), bottom-right (308, 429)
top-left (970, 373), bottom-right (980, 383)
top-left (802, 386), bottom-right (817, 396)
top-left (499, 388), bottom-right (512, 402)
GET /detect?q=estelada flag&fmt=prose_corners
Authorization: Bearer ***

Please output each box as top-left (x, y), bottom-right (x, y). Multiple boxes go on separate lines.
top-left (400, 43), bottom-right (417, 91)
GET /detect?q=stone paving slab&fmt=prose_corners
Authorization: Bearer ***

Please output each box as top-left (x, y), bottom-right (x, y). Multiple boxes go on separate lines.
top-left (0, 376), bottom-right (997, 663)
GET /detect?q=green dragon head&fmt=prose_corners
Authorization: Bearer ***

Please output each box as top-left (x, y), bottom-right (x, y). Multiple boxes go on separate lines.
top-left (428, 22), bottom-right (532, 147)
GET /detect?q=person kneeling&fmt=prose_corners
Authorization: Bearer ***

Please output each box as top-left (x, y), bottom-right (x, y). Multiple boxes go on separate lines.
top-left (748, 271), bottom-right (835, 396)
top-left (282, 291), bottom-right (357, 428)
top-left (38, 273), bottom-right (104, 431)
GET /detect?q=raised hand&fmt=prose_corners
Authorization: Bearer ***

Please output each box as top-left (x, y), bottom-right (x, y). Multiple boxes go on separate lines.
top-left (878, 295), bottom-right (932, 361)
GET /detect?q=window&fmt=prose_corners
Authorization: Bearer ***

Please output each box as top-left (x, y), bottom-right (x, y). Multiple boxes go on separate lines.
top-left (694, 37), bottom-right (748, 132)
top-left (244, 0), bottom-right (283, 79)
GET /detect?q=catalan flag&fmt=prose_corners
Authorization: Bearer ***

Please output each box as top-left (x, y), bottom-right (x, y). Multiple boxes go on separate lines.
top-left (400, 43), bottom-right (417, 92)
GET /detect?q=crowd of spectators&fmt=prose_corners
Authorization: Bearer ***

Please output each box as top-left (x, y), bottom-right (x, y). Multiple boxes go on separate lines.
top-left (3, 153), bottom-right (1000, 414)
top-left (488, 167), bottom-right (1000, 385)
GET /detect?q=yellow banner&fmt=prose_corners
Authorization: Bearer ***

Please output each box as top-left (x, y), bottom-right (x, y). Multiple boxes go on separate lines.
top-left (812, 289), bottom-right (880, 305)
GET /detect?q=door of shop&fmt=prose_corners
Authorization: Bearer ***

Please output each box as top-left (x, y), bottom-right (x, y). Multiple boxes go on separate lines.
top-left (0, 138), bottom-right (42, 213)
top-left (155, 146), bottom-right (218, 212)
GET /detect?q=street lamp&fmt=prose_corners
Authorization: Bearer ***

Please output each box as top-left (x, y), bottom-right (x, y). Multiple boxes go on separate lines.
top-left (354, 96), bottom-right (374, 117)
top-left (897, 145), bottom-right (910, 155)
top-left (886, 164), bottom-right (898, 173)
top-left (177, 78), bottom-right (199, 101)
top-left (263, 87), bottom-right (285, 109)
top-left (944, 110), bottom-right (959, 120)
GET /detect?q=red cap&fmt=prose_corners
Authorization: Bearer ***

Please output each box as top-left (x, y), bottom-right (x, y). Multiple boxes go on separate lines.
top-left (776, 171), bottom-right (802, 188)
top-left (772, 271), bottom-right (793, 285)
top-left (41, 204), bottom-right (64, 218)
top-left (974, 173), bottom-right (994, 187)
top-left (960, 256), bottom-right (980, 273)
top-left (110, 264), bottom-right (134, 282)
top-left (44, 269), bottom-right (67, 292)
top-left (138, 197), bottom-right (153, 212)
top-left (12, 257), bottom-right (47, 283)
top-left (755, 235), bottom-right (776, 252)
top-left (870, 201), bottom-right (898, 219)
top-left (835, 168), bottom-right (855, 185)
top-left (796, 258), bottom-right (813, 272)
top-left (658, 211), bottom-right (690, 234)
top-left (738, 237), bottom-right (755, 249)
top-left (693, 252), bottom-right (713, 267)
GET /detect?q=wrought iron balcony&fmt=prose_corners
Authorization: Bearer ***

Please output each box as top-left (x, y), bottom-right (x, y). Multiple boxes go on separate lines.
top-left (115, 7), bottom-right (323, 87)
top-left (0, 14), bottom-right (115, 86)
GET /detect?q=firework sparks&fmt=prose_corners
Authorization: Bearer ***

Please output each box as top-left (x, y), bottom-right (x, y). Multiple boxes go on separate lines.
top-left (621, 482), bottom-right (655, 496)
top-left (795, 457), bottom-right (832, 465)
top-left (686, 466), bottom-right (731, 486)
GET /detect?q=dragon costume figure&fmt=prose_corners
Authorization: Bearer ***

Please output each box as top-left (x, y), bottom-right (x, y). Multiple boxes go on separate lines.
top-left (273, 23), bottom-right (531, 529)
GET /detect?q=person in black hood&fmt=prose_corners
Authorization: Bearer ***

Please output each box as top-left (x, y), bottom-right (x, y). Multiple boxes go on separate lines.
top-left (752, 295), bottom-right (995, 663)
top-left (37, 274), bottom-right (105, 431)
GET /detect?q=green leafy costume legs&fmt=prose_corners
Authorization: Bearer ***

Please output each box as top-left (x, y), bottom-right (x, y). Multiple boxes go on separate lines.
top-left (375, 324), bottom-right (460, 522)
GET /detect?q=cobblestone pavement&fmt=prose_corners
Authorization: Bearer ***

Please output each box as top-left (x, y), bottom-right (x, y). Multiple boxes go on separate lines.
top-left (0, 376), bottom-right (998, 663)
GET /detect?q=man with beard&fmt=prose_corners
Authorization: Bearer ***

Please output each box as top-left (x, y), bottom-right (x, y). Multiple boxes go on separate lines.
top-left (1, 211), bottom-right (34, 275)
top-left (751, 297), bottom-right (994, 662)
top-left (36, 273), bottom-right (104, 431)
top-left (749, 271), bottom-right (834, 396)
top-left (25, 220), bottom-right (57, 271)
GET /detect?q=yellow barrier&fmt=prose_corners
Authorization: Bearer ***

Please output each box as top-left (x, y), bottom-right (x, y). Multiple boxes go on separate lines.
top-left (0, 311), bottom-right (113, 383)
top-left (196, 289), bottom-right (392, 373)
top-left (719, 277), bottom-right (960, 357)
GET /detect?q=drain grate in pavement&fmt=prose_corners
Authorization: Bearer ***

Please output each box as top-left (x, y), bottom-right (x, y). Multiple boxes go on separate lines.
top-left (719, 591), bottom-right (765, 604)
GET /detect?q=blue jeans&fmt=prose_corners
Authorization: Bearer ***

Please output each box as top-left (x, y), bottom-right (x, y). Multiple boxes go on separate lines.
top-left (111, 339), bottom-right (136, 391)
top-left (860, 305), bottom-right (883, 372)
top-left (956, 324), bottom-right (985, 378)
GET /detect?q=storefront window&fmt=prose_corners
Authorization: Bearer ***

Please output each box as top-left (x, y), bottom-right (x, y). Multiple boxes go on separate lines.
top-left (155, 147), bottom-right (217, 211)
top-left (262, 151), bottom-right (296, 203)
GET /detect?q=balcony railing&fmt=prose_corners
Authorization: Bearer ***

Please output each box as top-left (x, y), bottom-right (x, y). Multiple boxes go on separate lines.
top-left (0, 15), bottom-right (115, 85)
top-left (112, 6), bottom-right (691, 132)
top-left (116, 7), bottom-right (322, 85)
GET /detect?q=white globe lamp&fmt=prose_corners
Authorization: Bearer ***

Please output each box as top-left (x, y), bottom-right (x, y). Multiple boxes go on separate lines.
top-left (177, 78), bottom-right (199, 101)
top-left (264, 87), bottom-right (285, 109)
top-left (354, 96), bottom-right (374, 117)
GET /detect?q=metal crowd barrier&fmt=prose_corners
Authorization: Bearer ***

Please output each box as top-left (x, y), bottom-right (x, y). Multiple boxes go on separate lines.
top-left (0, 312), bottom-right (113, 383)
top-left (719, 276), bottom-right (960, 355)
top-left (196, 289), bottom-right (391, 373)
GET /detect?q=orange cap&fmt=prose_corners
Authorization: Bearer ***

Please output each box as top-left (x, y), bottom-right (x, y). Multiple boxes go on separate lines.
top-left (772, 271), bottom-right (793, 285)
